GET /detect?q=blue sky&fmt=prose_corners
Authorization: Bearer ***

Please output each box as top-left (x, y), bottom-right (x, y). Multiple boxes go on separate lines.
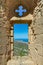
top-left (13, 24), bottom-right (28, 40)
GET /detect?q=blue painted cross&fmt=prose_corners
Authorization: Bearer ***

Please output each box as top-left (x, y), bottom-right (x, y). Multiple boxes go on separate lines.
top-left (15, 6), bottom-right (27, 16)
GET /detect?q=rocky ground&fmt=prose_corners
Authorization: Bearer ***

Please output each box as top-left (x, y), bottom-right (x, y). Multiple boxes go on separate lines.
top-left (7, 56), bottom-right (35, 65)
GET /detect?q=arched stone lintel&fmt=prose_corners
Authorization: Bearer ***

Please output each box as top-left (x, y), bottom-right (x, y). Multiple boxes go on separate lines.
top-left (10, 14), bottom-right (33, 25)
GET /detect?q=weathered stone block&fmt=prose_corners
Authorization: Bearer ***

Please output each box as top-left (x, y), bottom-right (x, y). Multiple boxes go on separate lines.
top-left (33, 17), bottom-right (43, 25)
top-left (0, 56), bottom-right (2, 65)
top-left (34, 44), bottom-right (43, 56)
top-left (6, 43), bottom-right (11, 53)
top-left (33, 24), bottom-right (43, 34)
top-left (0, 44), bottom-right (6, 54)
top-left (34, 34), bottom-right (43, 45)
top-left (33, 35), bottom-right (43, 57)
top-left (0, 55), bottom-right (7, 65)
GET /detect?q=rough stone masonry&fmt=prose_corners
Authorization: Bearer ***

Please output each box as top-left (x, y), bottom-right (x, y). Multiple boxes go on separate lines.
top-left (30, 0), bottom-right (43, 65)
top-left (0, 4), bottom-right (10, 65)
top-left (0, 0), bottom-right (43, 65)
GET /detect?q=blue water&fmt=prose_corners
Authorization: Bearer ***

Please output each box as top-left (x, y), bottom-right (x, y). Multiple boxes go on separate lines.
top-left (14, 39), bottom-right (28, 43)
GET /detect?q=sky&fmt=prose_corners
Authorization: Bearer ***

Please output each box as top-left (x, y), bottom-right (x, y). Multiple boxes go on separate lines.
top-left (13, 24), bottom-right (28, 40)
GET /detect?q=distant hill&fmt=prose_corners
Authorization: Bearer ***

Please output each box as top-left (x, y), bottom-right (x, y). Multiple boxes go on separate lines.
top-left (14, 39), bottom-right (28, 43)
top-left (14, 41), bottom-right (28, 56)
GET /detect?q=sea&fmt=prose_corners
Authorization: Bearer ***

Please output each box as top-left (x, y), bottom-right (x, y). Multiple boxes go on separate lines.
top-left (14, 39), bottom-right (28, 43)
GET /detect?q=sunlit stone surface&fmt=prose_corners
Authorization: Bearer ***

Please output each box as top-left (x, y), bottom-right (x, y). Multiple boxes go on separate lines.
top-left (7, 56), bottom-right (35, 65)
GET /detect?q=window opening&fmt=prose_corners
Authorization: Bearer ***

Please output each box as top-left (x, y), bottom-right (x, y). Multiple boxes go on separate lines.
top-left (13, 24), bottom-right (29, 56)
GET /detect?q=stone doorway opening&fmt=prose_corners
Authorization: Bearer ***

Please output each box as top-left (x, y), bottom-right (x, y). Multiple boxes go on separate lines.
top-left (7, 19), bottom-right (35, 65)
top-left (10, 23), bottom-right (29, 57)
top-left (10, 20), bottom-right (32, 59)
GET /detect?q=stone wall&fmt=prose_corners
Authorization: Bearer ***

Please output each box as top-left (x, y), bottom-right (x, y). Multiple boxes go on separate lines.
top-left (29, 0), bottom-right (43, 65)
top-left (6, 0), bottom-right (38, 19)
top-left (0, 6), bottom-right (11, 65)
top-left (0, 0), bottom-right (43, 65)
